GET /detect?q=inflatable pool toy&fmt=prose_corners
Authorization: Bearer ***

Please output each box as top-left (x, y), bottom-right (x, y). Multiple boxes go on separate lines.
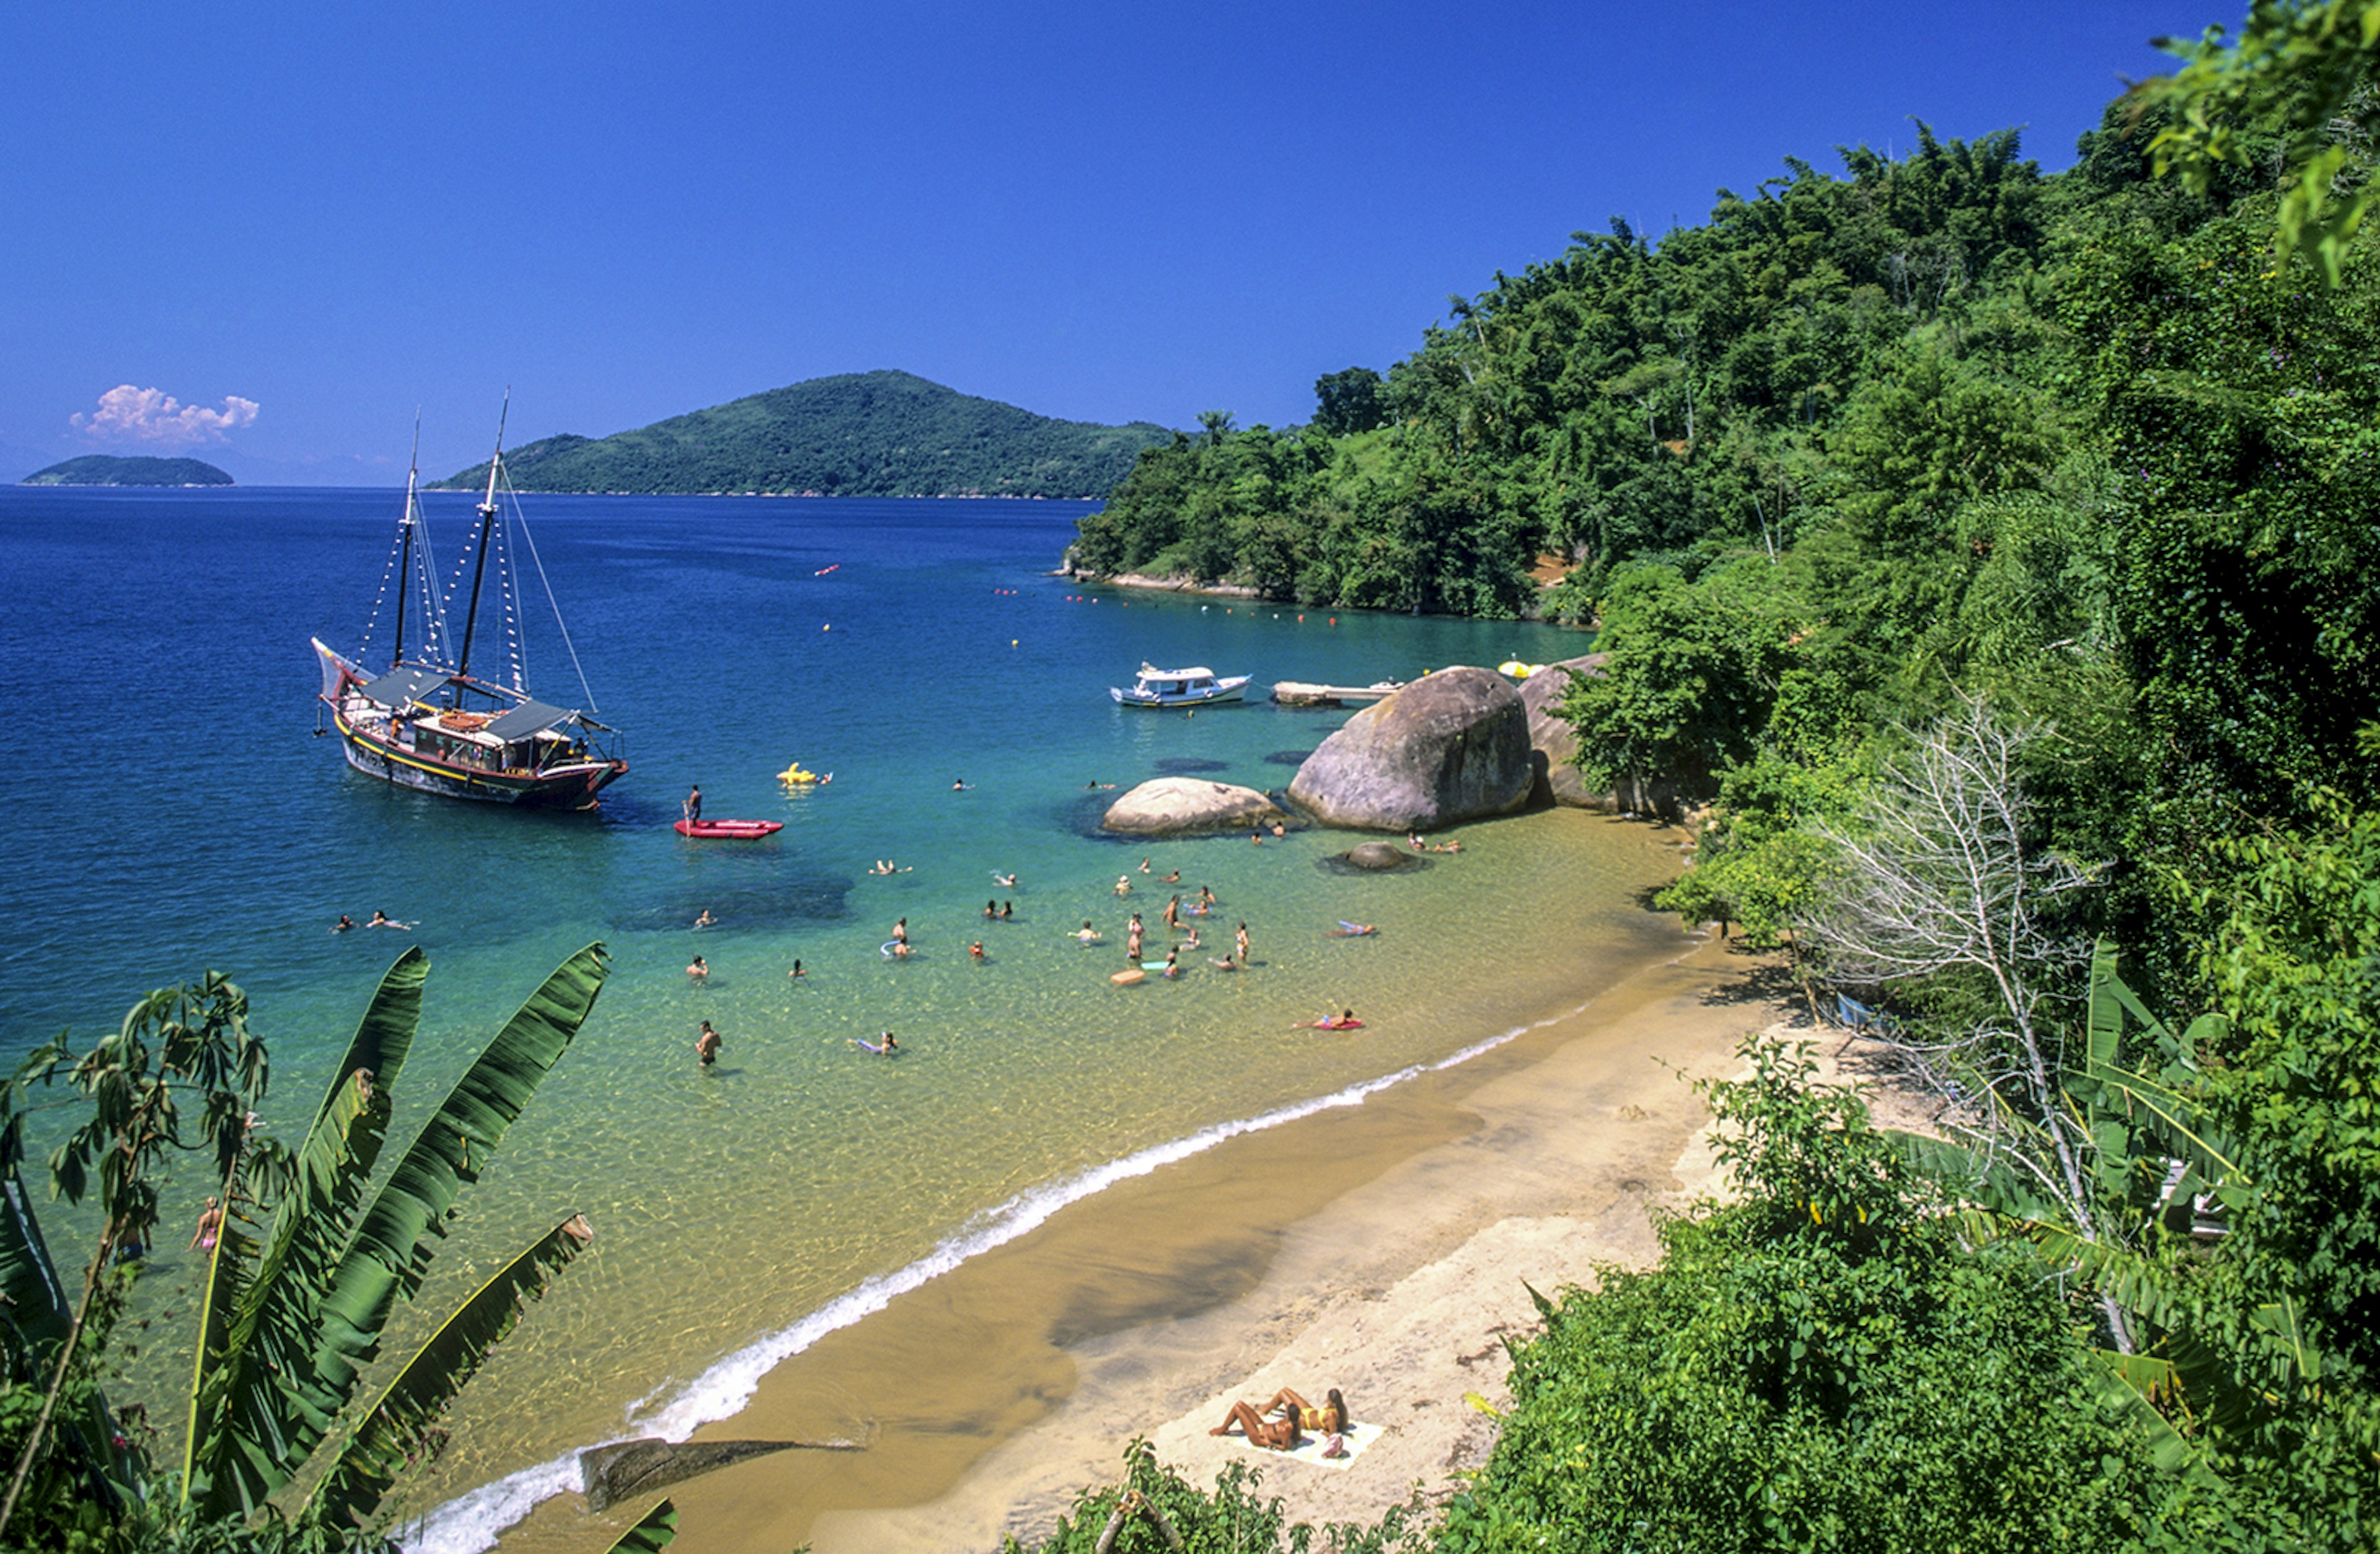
top-left (778, 763), bottom-right (822, 784)
top-left (1110, 968), bottom-right (1145, 986)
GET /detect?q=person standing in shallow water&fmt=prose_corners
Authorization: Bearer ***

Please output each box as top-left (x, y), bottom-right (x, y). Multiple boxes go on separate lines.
top-left (695, 1020), bottom-right (723, 1068)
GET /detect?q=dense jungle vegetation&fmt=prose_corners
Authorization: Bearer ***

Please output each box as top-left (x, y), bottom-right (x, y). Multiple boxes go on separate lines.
top-left (433, 369), bottom-right (1171, 498)
top-left (12, 6), bottom-right (2380, 1552)
top-left (1029, 7), bottom-right (2380, 1552)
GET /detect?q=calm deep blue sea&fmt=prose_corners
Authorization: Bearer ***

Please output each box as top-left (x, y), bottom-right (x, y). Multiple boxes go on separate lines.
top-left (0, 486), bottom-right (1677, 1547)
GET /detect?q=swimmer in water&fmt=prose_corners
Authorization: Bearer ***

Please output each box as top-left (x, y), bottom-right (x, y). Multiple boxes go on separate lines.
top-left (1085, 779), bottom-right (1116, 790)
top-left (891, 918), bottom-right (909, 944)
top-left (985, 899), bottom-right (1000, 919)
top-left (190, 1196), bottom-right (224, 1253)
top-left (852, 1032), bottom-right (899, 1055)
top-left (1328, 922), bottom-right (1377, 937)
top-left (687, 955), bottom-right (708, 982)
top-left (694, 908), bottom-right (716, 929)
top-left (1114, 876), bottom-right (1132, 897)
top-left (366, 910), bottom-right (412, 930)
top-left (1139, 857), bottom-right (1151, 874)
top-left (992, 872), bottom-right (1017, 887)
top-left (695, 1021), bottom-right (723, 1067)
top-left (1250, 830), bottom-right (1263, 846)
top-left (871, 860), bottom-right (914, 876)
top-left (1001, 900), bottom-right (1014, 919)
top-left (1075, 921), bottom-right (1103, 944)
top-left (1184, 924), bottom-right (1202, 950)
top-left (888, 940), bottom-right (912, 959)
top-left (1271, 821), bottom-right (1287, 837)
top-left (1162, 869), bottom-right (1180, 883)
top-left (969, 941), bottom-right (987, 960)
top-left (952, 778), bottom-right (972, 791)
top-left (332, 914), bottom-right (356, 933)
top-left (1161, 947), bottom-right (1180, 978)
top-left (1294, 1009), bottom-right (1362, 1030)
top-left (788, 960), bottom-right (806, 980)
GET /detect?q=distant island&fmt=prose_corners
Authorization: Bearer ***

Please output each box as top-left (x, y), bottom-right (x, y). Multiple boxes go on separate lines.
top-left (21, 455), bottom-right (234, 487)
top-left (430, 370), bottom-right (1173, 498)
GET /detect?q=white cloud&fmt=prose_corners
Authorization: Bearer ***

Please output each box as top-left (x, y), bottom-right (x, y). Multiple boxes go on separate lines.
top-left (71, 384), bottom-right (260, 447)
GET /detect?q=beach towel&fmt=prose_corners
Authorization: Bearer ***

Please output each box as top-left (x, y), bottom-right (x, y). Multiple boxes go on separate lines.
top-left (1223, 1421), bottom-right (1385, 1472)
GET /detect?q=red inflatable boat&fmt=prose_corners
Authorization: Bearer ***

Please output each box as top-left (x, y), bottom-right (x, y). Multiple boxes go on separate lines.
top-left (673, 818), bottom-right (784, 840)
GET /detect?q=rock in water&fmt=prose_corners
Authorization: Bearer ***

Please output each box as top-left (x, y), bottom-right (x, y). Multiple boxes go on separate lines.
top-left (1103, 776), bottom-right (1284, 834)
top-left (1288, 667), bottom-right (1533, 830)
top-left (580, 1436), bottom-right (861, 1511)
top-left (1343, 841), bottom-right (1410, 871)
top-left (1518, 653), bottom-right (1610, 808)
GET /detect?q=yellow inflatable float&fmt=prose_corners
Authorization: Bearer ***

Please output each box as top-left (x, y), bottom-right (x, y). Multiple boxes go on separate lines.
top-left (777, 763), bottom-right (822, 784)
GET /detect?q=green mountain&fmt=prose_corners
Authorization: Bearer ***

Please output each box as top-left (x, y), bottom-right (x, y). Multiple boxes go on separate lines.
top-left (21, 454), bottom-right (233, 487)
top-left (431, 371), bottom-right (1173, 498)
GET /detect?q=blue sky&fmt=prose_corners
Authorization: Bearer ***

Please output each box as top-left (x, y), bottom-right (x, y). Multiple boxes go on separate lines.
top-left (1, 2), bottom-right (2205, 485)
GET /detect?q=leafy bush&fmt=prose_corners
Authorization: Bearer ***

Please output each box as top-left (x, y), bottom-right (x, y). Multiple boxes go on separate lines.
top-left (1434, 1038), bottom-right (2174, 1554)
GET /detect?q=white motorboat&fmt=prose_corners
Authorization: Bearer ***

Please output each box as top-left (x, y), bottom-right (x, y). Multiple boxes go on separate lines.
top-left (1109, 662), bottom-right (1252, 708)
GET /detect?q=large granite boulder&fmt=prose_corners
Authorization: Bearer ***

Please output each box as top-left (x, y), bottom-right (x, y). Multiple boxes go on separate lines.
top-left (1343, 841), bottom-right (1411, 871)
top-left (1519, 653), bottom-right (1610, 808)
top-left (1103, 777), bottom-right (1283, 835)
top-left (1287, 667), bottom-right (1532, 830)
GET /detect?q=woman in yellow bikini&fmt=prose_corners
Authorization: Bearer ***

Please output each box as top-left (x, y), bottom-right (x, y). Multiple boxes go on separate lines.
top-left (1209, 1387), bottom-right (1348, 1449)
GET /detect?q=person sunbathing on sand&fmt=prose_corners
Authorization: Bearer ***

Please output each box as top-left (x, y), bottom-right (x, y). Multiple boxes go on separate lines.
top-left (1210, 1387), bottom-right (1348, 1449)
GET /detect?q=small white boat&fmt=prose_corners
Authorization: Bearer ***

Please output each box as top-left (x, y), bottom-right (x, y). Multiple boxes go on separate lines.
top-left (1110, 662), bottom-right (1252, 708)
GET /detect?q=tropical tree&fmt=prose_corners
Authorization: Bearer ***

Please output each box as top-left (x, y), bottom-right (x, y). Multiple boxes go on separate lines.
top-left (0, 945), bottom-right (666, 1550)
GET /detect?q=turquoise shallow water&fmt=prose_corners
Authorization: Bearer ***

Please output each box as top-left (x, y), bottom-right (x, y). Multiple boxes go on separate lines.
top-left (0, 487), bottom-right (1670, 1546)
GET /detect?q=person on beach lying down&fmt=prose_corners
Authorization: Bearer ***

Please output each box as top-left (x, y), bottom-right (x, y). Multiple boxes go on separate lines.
top-left (1210, 1387), bottom-right (1350, 1449)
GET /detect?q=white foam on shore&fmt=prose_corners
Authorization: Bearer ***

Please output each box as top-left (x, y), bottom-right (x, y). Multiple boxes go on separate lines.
top-left (407, 1005), bottom-right (1581, 1554)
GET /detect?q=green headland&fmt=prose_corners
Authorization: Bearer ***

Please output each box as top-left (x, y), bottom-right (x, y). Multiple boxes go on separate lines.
top-left (430, 369), bottom-right (1173, 498)
top-left (20, 454), bottom-right (234, 486)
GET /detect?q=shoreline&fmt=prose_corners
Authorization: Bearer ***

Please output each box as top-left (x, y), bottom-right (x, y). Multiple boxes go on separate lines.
top-left (486, 930), bottom-right (1797, 1553)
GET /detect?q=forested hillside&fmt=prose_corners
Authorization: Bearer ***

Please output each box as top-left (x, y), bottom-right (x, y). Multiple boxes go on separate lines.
top-left (21, 454), bottom-right (233, 486)
top-left (1042, 13), bottom-right (2380, 1553)
top-left (433, 370), bottom-right (1171, 497)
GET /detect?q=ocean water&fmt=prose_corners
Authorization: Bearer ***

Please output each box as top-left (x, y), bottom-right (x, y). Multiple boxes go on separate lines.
top-left (0, 487), bottom-right (1675, 1545)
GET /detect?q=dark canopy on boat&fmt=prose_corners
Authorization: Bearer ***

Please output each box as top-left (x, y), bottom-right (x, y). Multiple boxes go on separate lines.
top-left (355, 665), bottom-right (452, 709)
top-left (483, 700), bottom-right (575, 740)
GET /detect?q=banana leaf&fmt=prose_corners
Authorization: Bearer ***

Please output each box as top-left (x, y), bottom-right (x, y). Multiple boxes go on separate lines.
top-left (304, 1213), bottom-right (595, 1530)
top-left (0, 1166), bottom-right (71, 1368)
top-left (185, 949), bottom-right (428, 1516)
top-left (1882, 1130), bottom-right (2060, 1220)
top-left (2085, 1348), bottom-right (2218, 1483)
top-left (606, 1498), bottom-right (678, 1553)
top-left (2022, 1221), bottom-right (2189, 1330)
top-left (2086, 1063), bottom-right (2250, 1198)
top-left (299, 945), bottom-right (607, 1448)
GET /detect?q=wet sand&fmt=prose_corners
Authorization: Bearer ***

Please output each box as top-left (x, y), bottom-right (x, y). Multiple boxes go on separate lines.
top-left (495, 930), bottom-right (1801, 1553)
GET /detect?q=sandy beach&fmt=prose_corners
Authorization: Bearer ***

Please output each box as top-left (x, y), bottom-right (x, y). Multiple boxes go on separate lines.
top-left (492, 926), bottom-right (1843, 1553)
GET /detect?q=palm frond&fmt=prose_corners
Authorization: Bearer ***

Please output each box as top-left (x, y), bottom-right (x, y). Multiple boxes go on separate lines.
top-left (304, 1214), bottom-right (595, 1530)
top-left (184, 949), bottom-right (428, 1517)
top-left (301, 945), bottom-right (607, 1434)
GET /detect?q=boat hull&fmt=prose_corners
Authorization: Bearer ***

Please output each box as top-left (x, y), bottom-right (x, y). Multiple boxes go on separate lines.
top-left (1110, 678), bottom-right (1251, 708)
top-left (332, 706), bottom-right (625, 810)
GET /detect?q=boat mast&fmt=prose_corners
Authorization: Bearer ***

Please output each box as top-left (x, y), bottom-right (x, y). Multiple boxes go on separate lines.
top-left (455, 394), bottom-right (508, 682)
top-left (390, 413), bottom-right (420, 670)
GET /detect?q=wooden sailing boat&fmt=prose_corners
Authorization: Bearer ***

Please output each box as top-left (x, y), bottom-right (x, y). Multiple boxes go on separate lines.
top-left (312, 406), bottom-right (627, 809)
